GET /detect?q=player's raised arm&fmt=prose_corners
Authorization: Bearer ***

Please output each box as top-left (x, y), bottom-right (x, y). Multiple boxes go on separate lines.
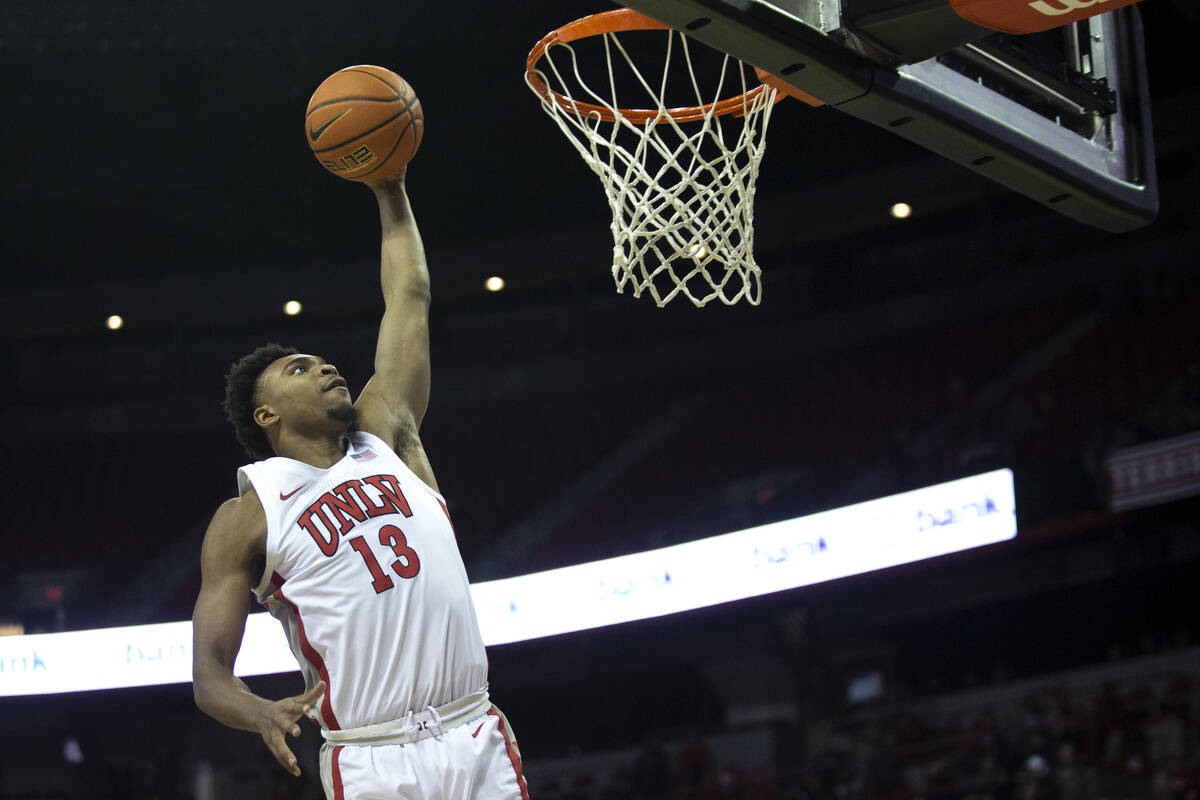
top-left (353, 170), bottom-right (438, 488)
top-left (191, 491), bottom-right (325, 777)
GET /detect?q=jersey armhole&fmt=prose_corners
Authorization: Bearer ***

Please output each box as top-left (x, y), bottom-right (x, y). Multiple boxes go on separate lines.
top-left (237, 464), bottom-right (282, 601)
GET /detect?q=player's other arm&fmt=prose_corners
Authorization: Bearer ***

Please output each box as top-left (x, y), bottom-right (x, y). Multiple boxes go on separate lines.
top-left (353, 170), bottom-right (438, 489)
top-left (191, 491), bottom-right (324, 777)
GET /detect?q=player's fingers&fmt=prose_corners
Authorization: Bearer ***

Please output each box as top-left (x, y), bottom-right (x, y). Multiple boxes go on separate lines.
top-left (264, 729), bottom-right (301, 777)
top-left (294, 680), bottom-right (326, 710)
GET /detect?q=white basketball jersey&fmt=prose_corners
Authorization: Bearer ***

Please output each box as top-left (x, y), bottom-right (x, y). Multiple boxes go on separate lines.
top-left (237, 431), bottom-right (488, 731)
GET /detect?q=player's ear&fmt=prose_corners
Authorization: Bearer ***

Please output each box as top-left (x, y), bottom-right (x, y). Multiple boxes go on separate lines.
top-left (253, 403), bottom-right (279, 430)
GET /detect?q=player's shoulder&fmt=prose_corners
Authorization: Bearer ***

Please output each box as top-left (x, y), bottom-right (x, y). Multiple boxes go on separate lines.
top-left (204, 489), bottom-right (267, 554)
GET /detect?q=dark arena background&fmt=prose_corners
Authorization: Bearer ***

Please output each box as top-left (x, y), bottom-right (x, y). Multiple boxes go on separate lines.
top-left (2, 0), bottom-right (1199, 798)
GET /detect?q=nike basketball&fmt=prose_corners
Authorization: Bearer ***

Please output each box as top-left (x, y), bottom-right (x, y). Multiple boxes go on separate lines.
top-left (305, 66), bottom-right (423, 183)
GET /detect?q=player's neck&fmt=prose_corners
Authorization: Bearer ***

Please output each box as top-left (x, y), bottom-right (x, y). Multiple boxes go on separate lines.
top-left (273, 430), bottom-right (349, 470)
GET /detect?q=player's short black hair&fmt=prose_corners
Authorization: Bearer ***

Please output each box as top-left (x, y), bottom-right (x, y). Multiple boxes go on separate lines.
top-left (223, 343), bottom-right (299, 462)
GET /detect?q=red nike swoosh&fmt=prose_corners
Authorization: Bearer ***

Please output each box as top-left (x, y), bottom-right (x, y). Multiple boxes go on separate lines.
top-left (471, 723), bottom-right (485, 739)
top-left (280, 486), bottom-right (305, 500)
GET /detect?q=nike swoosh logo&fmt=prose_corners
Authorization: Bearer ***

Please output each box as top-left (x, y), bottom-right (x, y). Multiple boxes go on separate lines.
top-left (471, 723), bottom-right (485, 739)
top-left (308, 109), bottom-right (350, 142)
top-left (280, 486), bottom-right (306, 500)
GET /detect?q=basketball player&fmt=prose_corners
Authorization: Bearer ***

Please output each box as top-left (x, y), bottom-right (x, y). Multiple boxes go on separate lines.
top-left (191, 170), bottom-right (529, 799)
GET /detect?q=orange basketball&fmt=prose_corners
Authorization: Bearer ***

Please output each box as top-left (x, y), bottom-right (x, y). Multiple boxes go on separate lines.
top-left (305, 65), bottom-right (423, 182)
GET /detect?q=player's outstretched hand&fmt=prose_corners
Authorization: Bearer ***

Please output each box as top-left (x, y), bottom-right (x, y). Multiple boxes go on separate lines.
top-left (257, 680), bottom-right (326, 777)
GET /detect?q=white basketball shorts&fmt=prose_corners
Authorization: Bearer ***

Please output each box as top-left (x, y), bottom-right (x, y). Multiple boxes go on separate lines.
top-left (319, 705), bottom-right (530, 800)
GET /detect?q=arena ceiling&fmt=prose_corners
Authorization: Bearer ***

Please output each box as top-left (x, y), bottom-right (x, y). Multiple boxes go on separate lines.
top-left (0, 0), bottom-right (1195, 422)
top-left (0, 1), bottom-right (1191, 283)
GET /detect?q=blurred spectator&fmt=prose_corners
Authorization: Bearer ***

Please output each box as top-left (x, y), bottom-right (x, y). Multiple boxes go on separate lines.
top-left (632, 739), bottom-right (672, 800)
top-left (674, 738), bottom-right (719, 799)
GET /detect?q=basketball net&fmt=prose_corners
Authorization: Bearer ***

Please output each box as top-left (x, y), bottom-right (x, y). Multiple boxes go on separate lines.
top-left (526, 10), bottom-right (779, 307)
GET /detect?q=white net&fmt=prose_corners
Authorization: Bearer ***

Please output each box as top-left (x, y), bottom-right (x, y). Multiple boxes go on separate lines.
top-left (526, 18), bottom-right (779, 307)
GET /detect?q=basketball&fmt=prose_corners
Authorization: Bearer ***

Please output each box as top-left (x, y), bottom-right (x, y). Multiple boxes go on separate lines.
top-left (305, 65), bottom-right (423, 183)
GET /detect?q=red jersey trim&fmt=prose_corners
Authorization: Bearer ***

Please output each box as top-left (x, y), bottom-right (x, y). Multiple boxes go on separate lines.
top-left (271, 571), bottom-right (342, 730)
top-left (436, 498), bottom-right (456, 540)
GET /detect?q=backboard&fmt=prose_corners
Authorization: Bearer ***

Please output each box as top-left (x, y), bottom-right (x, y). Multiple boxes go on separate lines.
top-left (620, 0), bottom-right (1157, 232)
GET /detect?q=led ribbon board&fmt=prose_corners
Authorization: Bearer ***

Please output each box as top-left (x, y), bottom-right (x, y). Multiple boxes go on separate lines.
top-left (0, 469), bottom-right (1015, 696)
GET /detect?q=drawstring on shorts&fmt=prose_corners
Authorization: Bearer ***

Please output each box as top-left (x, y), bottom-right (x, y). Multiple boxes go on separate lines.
top-left (323, 689), bottom-right (488, 747)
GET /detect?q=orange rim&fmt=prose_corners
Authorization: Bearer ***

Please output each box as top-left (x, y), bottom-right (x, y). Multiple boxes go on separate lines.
top-left (525, 7), bottom-right (776, 125)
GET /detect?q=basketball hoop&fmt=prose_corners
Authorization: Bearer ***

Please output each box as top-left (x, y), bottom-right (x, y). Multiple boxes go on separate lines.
top-left (525, 8), bottom-right (781, 307)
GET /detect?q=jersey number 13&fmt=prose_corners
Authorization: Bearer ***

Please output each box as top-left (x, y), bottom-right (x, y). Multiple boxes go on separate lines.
top-left (348, 525), bottom-right (421, 593)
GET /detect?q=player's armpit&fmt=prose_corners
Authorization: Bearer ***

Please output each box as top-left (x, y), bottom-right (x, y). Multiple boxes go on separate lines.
top-left (354, 401), bottom-right (440, 492)
top-left (395, 425), bottom-right (439, 493)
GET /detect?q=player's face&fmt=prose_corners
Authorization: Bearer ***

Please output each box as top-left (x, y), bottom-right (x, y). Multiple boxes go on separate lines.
top-left (258, 353), bottom-right (355, 425)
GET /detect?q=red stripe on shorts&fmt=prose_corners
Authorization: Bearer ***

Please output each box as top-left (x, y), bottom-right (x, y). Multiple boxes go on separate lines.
top-left (331, 745), bottom-right (345, 800)
top-left (271, 571), bottom-right (341, 730)
top-left (487, 709), bottom-right (531, 800)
